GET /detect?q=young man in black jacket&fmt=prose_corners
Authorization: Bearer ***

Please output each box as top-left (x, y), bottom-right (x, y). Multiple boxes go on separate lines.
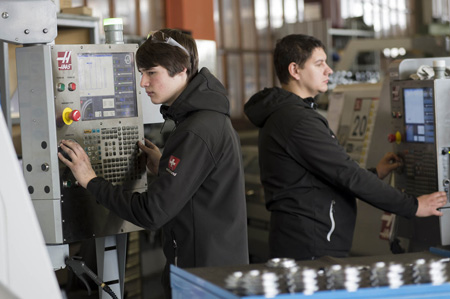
top-left (244, 34), bottom-right (446, 261)
top-left (58, 29), bottom-right (249, 296)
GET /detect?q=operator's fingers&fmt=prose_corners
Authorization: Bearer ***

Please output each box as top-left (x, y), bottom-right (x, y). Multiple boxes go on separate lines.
top-left (432, 209), bottom-right (444, 217)
top-left (59, 142), bottom-right (76, 158)
top-left (432, 191), bottom-right (447, 202)
top-left (385, 152), bottom-right (401, 164)
top-left (57, 151), bottom-right (72, 166)
top-left (428, 192), bottom-right (447, 210)
top-left (60, 139), bottom-right (83, 156)
top-left (144, 138), bottom-right (157, 149)
top-left (137, 141), bottom-right (149, 151)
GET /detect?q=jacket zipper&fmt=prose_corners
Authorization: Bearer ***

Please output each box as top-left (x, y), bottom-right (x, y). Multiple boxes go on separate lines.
top-left (171, 231), bottom-right (178, 266)
top-left (327, 200), bottom-right (336, 242)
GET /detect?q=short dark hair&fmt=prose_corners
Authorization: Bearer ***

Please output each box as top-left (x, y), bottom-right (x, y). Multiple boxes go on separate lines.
top-left (136, 28), bottom-right (199, 81)
top-left (274, 34), bottom-right (326, 85)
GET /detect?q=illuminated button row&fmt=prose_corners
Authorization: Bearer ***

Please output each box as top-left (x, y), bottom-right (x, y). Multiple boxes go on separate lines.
top-left (85, 129), bottom-right (101, 133)
top-left (391, 111), bottom-right (402, 118)
top-left (57, 82), bottom-right (77, 92)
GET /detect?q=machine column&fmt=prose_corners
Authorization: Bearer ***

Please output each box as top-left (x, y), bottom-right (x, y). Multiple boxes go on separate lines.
top-left (96, 234), bottom-right (127, 299)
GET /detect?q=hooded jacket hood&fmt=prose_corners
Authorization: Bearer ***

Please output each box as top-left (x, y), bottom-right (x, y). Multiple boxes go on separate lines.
top-left (244, 87), bottom-right (316, 128)
top-left (160, 67), bottom-right (230, 123)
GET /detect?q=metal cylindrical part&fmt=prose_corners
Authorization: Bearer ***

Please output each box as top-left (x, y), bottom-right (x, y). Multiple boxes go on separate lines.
top-left (433, 60), bottom-right (446, 79)
top-left (104, 24), bottom-right (124, 44)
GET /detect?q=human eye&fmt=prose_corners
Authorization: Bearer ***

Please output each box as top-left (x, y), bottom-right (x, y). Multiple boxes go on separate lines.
top-left (315, 60), bottom-right (324, 67)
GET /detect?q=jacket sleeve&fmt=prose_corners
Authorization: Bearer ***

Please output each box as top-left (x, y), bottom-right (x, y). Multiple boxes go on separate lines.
top-left (286, 113), bottom-right (418, 218)
top-left (87, 129), bottom-right (215, 230)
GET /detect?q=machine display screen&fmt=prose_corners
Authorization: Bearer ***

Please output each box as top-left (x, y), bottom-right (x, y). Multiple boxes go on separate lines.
top-left (78, 52), bottom-right (138, 120)
top-left (403, 87), bottom-right (435, 143)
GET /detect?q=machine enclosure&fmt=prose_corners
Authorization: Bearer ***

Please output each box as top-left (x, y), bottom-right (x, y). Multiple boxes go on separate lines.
top-left (16, 44), bottom-right (147, 244)
top-left (389, 58), bottom-right (450, 250)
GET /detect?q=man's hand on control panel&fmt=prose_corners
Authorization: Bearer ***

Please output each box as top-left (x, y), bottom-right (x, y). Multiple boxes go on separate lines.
top-left (137, 139), bottom-right (162, 175)
top-left (58, 139), bottom-right (97, 188)
top-left (376, 152), bottom-right (402, 180)
top-left (416, 191), bottom-right (447, 217)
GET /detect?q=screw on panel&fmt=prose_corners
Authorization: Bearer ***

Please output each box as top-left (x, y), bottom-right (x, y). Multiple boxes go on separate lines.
top-left (24, 29), bottom-right (30, 34)
top-left (2, 12), bottom-right (9, 19)
top-left (43, 28), bottom-right (48, 34)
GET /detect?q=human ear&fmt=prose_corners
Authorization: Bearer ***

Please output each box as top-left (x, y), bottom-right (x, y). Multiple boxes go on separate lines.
top-left (288, 62), bottom-right (300, 80)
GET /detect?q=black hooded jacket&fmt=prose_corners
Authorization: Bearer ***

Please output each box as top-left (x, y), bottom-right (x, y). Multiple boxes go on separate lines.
top-left (87, 68), bottom-right (249, 269)
top-left (244, 87), bottom-right (417, 259)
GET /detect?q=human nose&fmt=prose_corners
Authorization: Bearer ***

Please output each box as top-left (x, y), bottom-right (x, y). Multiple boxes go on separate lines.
top-left (140, 74), bottom-right (148, 88)
top-left (325, 64), bottom-right (333, 76)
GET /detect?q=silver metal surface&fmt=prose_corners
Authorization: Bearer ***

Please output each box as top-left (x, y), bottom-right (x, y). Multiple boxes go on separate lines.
top-left (0, 0), bottom-right (57, 45)
top-left (0, 42), bottom-right (10, 132)
top-left (47, 244), bottom-right (69, 270)
top-left (104, 24), bottom-right (124, 45)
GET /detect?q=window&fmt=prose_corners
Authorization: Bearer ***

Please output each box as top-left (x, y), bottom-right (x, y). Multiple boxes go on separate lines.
top-left (214, 0), bottom-right (305, 119)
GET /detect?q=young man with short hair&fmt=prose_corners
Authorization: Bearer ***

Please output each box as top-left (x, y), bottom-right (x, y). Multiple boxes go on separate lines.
top-left (59, 29), bottom-right (249, 296)
top-left (244, 34), bottom-right (446, 261)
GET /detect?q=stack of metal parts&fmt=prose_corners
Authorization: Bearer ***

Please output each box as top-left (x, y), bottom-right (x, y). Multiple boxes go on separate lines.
top-left (224, 257), bottom-right (449, 297)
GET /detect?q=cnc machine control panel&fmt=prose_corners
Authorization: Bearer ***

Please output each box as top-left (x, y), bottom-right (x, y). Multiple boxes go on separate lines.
top-left (389, 78), bottom-right (450, 248)
top-left (16, 44), bottom-right (147, 244)
top-left (389, 81), bottom-right (439, 196)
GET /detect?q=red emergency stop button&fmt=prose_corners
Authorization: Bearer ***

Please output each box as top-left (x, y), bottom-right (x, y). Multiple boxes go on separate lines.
top-left (71, 110), bottom-right (81, 121)
top-left (388, 134), bottom-right (396, 143)
top-left (62, 107), bottom-right (81, 125)
top-left (68, 82), bottom-right (77, 91)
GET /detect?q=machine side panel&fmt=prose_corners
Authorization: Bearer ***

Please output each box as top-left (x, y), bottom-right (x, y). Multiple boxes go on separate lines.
top-left (434, 80), bottom-right (450, 245)
top-left (16, 46), bottom-right (61, 200)
top-left (32, 199), bottom-right (63, 244)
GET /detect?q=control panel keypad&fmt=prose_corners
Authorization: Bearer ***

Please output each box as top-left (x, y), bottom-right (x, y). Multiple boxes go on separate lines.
top-left (404, 150), bottom-right (437, 196)
top-left (83, 126), bottom-right (143, 184)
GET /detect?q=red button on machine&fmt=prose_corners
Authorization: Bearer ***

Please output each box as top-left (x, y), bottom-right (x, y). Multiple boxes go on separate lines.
top-left (71, 109), bottom-right (81, 121)
top-left (62, 107), bottom-right (81, 125)
top-left (388, 134), bottom-right (396, 143)
top-left (68, 82), bottom-right (77, 91)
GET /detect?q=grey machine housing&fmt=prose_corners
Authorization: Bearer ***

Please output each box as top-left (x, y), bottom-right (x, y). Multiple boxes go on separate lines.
top-left (16, 44), bottom-right (147, 244)
top-left (389, 58), bottom-right (450, 251)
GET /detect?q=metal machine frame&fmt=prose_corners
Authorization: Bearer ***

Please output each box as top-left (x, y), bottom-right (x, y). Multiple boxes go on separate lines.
top-left (389, 57), bottom-right (450, 251)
